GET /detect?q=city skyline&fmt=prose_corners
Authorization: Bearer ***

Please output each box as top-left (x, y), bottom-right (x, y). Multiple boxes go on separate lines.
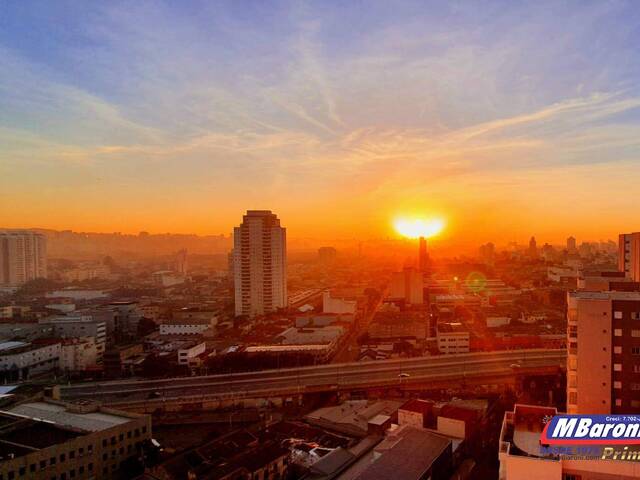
top-left (2, 1), bottom-right (640, 242)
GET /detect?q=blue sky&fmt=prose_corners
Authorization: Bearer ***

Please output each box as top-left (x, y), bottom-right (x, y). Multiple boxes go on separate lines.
top-left (1, 1), bottom-right (640, 242)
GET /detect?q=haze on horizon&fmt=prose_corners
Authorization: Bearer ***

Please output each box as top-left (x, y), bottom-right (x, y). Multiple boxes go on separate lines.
top-left (2, 1), bottom-right (640, 245)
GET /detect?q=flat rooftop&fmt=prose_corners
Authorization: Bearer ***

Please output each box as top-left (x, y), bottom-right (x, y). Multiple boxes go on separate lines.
top-left (6, 402), bottom-right (131, 432)
top-left (569, 290), bottom-right (640, 300)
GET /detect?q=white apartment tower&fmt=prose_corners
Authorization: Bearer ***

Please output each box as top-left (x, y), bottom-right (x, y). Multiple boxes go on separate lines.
top-left (233, 210), bottom-right (287, 317)
top-left (0, 230), bottom-right (47, 286)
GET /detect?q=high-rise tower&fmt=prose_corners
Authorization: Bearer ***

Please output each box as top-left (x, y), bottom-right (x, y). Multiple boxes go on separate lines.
top-left (418, 236), bottom-right (429, 272)
top-left (0, 230), bottom-right (47, 286)
top-left (233, 210), bottom-right (287, 317)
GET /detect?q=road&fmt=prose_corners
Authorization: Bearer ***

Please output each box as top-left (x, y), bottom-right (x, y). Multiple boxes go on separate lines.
top-left (59, 349), bottom-right (565, 406)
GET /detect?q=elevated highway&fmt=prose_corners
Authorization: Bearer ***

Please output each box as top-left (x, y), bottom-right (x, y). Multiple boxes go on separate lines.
top-left (58, 349), bottom-right (566, 412)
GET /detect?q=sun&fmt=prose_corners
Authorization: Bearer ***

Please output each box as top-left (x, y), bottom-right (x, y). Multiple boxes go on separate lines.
top-left (394, 217), bottom-right (445, 239)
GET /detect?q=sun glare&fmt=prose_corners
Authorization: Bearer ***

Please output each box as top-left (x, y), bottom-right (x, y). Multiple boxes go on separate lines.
top-left (394, 217), bottom-right (445, 239)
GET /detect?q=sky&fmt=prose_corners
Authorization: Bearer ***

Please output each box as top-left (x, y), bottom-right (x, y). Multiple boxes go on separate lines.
top-left (1, 0), bottom-right (640, 247)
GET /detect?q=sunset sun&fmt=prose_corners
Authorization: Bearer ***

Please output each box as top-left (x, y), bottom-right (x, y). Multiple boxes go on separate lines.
top-left (393, 217), bottom-right (445, 239)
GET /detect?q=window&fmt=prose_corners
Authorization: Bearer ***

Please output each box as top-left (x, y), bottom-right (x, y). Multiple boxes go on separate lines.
top-left (60, 454), bottom-right (65, 462)
top-left (119, 433), bottom-right (124, 441)
top-left (30, 465), bottom-right (36, 473)
top-left (18, 468), bottom-right (25, 476)
top-left (616, 398), bottom-right (623, 407)
top-left (102, 453), bottom-right (107, 461)
top-left (88, 463), bottom-right (93, 472)
top-left (634, 365), bottom-right (640, 373)
top-left (633, 347), bottom-right (640, 355)
top-left (79, 467), bottom-right (84, 474)
top-left (40, 461), bottom-right (46, 469)
top-left (632, 400), bottom-right (640, 408)
top-left (632, 312), bottom-right (640, 320)
top-left (615, 311), bottom-right (623, 319)
top-left (631, 383), bottom-right (640, 391)
top-left (614, 346), bottom-right (622, 354)
top-left (102, 439), bottom-right (107, 447)
top-left (135, 428), bottom-right (140, 437)
top-left (69, 451), bottom-right (75, 459)
top-left (614, 381), bottom-right (622, 389)
top-left (614, 329), bottom-right (623, 337)
top-left (127, 431), bottom-right (132, 439)
top-left (142, 426), bottom-right (147, 434)
top-left (50, 457), bottom-right (56, 465)
top-left (614, 363), bottom-right (622, 371)
top-left (69, 469), bottom-right (75, 478)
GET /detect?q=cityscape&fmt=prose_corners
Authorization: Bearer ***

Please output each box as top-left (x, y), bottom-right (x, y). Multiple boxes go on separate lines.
top-left (2, 2), bottom-right (640, 480)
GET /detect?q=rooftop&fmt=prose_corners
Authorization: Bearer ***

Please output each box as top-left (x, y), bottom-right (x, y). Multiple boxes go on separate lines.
top-left (6, 401), bottom-right (133, 432)
top-left (356, 427), bottom-right (450, 480)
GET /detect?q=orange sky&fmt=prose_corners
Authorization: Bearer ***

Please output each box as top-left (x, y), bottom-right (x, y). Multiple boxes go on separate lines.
top-left (2, 3), bottom-right (640, 248)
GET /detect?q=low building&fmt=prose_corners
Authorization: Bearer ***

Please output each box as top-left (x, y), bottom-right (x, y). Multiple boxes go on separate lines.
top-left (355, 426), bottom-right (452, 480)
top-left (40, 315), bottom-right (106, 362)
top-left (306, 400), bottom-right (402, 438)
top-left (436, 323), bottom-right (470, 354)
top-left (103, 343), bottom-right (144, 378)
top-left (151, 429), bottom-right (288, 480)
top-left (0, 341), bottom-right (60, 382)
top-left (159, 317), bottom-right (215, 336)
top-left (177, 341), bottom-right (206, 366)
top-left (58, 337), bottom-right (100, 372)
top-left (0, 400), bottom-right (151, 480)
top-left (322, 290), bottom-right (357, 314)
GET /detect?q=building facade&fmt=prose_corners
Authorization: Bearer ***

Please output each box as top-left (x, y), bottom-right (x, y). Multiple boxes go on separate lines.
top-left (619, 232), bottom-right (640, 282)
top-left (233, 210), bottom-right (287, 317)
top-left (0, 401), bottom-right (151, 480)
top-left (0, 230), bottom-right (47, 286)
top-left (567, 290), bottom-right (640, 414)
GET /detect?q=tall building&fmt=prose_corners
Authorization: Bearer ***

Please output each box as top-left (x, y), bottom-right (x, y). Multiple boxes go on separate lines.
top-left (389, 267), bottom-right (424, 305)
top-left (567, 290), bottom-right (640, 415)
top-left (233, 210), bottom-right (287, 317)
top-left (528, 236), bottom-right (538, 259)
top-left (418, 237), bottom-right (429, 272)
top-left (566, 235), bottom-right (577, 253)
top-left (174, 248), bottom-right (188, 275)
top-left (619, 232), bottom-right (640, 281)
top-left (0, 230), bottom-right (47, 286)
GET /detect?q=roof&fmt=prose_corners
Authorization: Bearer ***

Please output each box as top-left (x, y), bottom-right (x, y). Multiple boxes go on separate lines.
top-left (0, 341), bottom-right (28, 352)
top-left (6, 402), bottom-right (132, 432)
top-left (307, 447), bottom-right (356, 478)
top-left (400, 399), bottom-right (433, 415)
top-left (356, 428), bottom-right (450, 480)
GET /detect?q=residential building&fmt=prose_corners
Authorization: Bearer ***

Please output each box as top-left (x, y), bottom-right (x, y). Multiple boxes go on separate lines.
top-left (567, 290), bottom-right (640, 414)
top-left (0, 400), bottom-right (151, 480)
top-left (389, 267), bottom-right (423, 305)
top-left (619, 232), bottom-right (640, 281)
top-left (233, 210), bottom-right (287, 317)
top-left (0, 230), bottom-right (47, 286)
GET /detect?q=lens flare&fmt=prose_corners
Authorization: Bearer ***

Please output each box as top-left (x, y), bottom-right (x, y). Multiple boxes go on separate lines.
top-left (394, 217), bottom-right (445, 239)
